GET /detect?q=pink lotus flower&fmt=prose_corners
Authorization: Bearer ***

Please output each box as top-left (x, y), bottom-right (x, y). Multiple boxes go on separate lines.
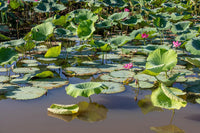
top-left (123, 63), bottom-right (133, 69)
top-left (124, 8), bottom-right (130, 12)
top-left (173, 41), bottom-right (181, 47)
top-left (141, 33), bottom-right (149, 39)
top-left (7, 0), bottom-right (10, 4)
top-left (34, 0), bottom-right (38, 1)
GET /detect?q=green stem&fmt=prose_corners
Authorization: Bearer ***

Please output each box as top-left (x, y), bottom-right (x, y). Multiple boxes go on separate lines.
top-left (165, 71), bottom-right (168, 79)
top-left (154, 76), bottom-right (161, 82)
top-left (170, 109), bottom-right (175, 124)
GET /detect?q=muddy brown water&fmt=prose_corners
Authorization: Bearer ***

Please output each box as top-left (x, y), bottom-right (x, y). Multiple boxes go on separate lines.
top-left (0, 76), bottom-right (200, 133)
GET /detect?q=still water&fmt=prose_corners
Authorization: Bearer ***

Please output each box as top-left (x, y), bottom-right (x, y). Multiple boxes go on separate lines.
top-left (0, 76), bottom-right (199, 133)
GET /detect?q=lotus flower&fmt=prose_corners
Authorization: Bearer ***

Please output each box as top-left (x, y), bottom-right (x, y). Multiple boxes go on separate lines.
top-left (124, 8), bottom-right (130, 12)
top-left (7, 0), bottom-right (10, 4)
top-left (123, 63), bottom-right (133, 69)
top-left (173, 41), bottom-right (181, 47)
top-left (141, 33), bottom-right (149, 39)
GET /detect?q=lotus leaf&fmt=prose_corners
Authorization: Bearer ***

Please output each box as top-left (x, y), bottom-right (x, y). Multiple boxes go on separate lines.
top-left (110, 70), bottom-right (135, 78)
top-left (151, 83), bottom-right (187, 110)
top-left (21, 59), bottom-right (38, 64)
top-left (77, 20), bottom-right (95, 40)
top-left (196, 98), bottom-right (200, 104)
top-left (108, 12), bottom-right (129, 21)
top-left (0, 83), bottom-right (19, 95)
top-left (0, 67), bottom-right (9, 72)
top-left (170, 13), bottom-right (184, 21)
top-left (185, 36), bottom-right (200, 55)
top-left (99, 82), bottom-right (125, 94)
top-left (0, 0), bottom-right (8, 11)
top-left (22, 63), bottom-right (38, 67)
top-left (134, 74), bottom-right (156, 82)
top-left (0, 47), bottom-right (18, 66)
top-left (175, 32), bottom-right (198, 41)
top-left (98, 53), bottom-right (121, 60)
top-left (120, 16), bottom-right (143, 26)
top-left (96, 20), bottom-right (116, 29)
top-left (37, 57), bottom-right (57, 61)
top-left (64, 66), bottom-right (99, 76)
top-left (129, 27), bottom-right (157, 39)
top-left (138, 95), bottom-right (163, 115)
top-left (13, 67), bottom-right (40, 74)
top-left (171, 21), bottom-right (191, 34)
top-left (0, 38), bottom-right (25, 47)
top-left (153, 17), bottom-right (171, 30)
top-left (48, 104), bottom-right (79, 115)
top-left (97, 64), bottom-right (124, 72)
top-left (144, 49), bottom-right (177, 76)
top-left (186, 85), bottom-right (200, 95)
top-left (185, 57), bottom-right (200, 67)
top-left (29, 78), bottom-right (69, 90)
top-left (44, 43), bottom-right (61, 58)
top-left (54, 28), bottom-right (71, 38)
top-left (129, 81), bottom-right (154, 89)
top-left (33, 71), bottom-right (54, 79)
top-left (77, 101), bottom-right (108, 122)
top-left (47, 65), bottom-right (61, 69)
top-left (0, 76), bottom-right (9, 83)
top-left (31, 22), bottom-right (54, 41)
top-left (109, 35), bottom-right (132, 47)
top-left (66, 82), bottom-right (107, 98)
top-left (5, 86), bottom-right (47, 100)
top-left (100, 74), bottom-right (126, 83)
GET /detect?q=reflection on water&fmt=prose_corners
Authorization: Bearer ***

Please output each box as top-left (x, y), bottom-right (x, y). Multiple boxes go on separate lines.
top-left (138, 95), bottom-right (163, 115)
top-left (150, 110), bottom-right (185, 133)
top-left (48, 101), bottom-right (108, 123)
top-left (184, 114), bottom-right (200, 122)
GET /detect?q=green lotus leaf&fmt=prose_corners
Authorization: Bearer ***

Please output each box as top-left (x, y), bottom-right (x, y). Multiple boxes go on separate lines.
top-left (129, 81), bottom-right (154, 89)
top-left (171, 21), bottom-right (191, 34)
top-left (29, 78), bottom-right (69, 90)
top-left (108, 12), bottom-right (129, 21)
top-left (54, 28), bottom-right (71, 38)
top-left (151, 83), bottom-right (187, 110)
top-left (21, 59), bottom-right (38, 64)
top-left (10, 74), bottom-right (32, 84)
top-left (53, 14), bottom-right (72, 26)
top-left (64, 66), bottom-right (99, 76)
top-left (13, 67), bottom-right (40, 74)
top-left (170, 13), bottom-right (184, 21)
top-left (66, 82), bottom-right (108, 98)
top-left (98, 53), bottom-right (121, 60)
top-left (134, 74), bottom-right (156, 82)
top-left (129, 27), bottom-right (158, 39)
top-left (138, 95), bottom-right (163, 115)
top-left (0, 67), bottom-right (9, 72)
top-left (196, 98), bottom-right (200, 104)
top-left (15, 40), bottom-right (36, 53)
top-left (97, 64), bottom-right (124, 72)
top-left (0, 38), bottom-right (25, 48)
top-left (47, 65), bottom-right (61, 69)
top-left (150, 124), bottom-right (185, 133)
top-left (48, 104), bottom-right (79, 115)
top-left (153, 17), bottom-right (171, 30)
top-left (77, 20), bottom-right (95, 40)
top-left (0, 0), bottom-right (8, 11)
top-left (185, 57), bottom-right (200, 67)
top-left (77, 101), bottom-right (108, 122)
top-left (96, 20), bottom-right (116, 29)
top-left (185, 85), bottom-right (200, 95)
top-left (37, 57), bottom-right (57, 62)
top-left (175, 32), bottom-right (198, 41)
top-left (0, 33), bottom-right (10, 41)
top-left (10, 0), bottom-right (20, 9)
top-left (185, 36), bottom-right (200, 55)
top-left (109, 35), bottom-right (132, 47)
top-left (120, 15), bottom-right (143, 26)
top-left (142, 44), bottom-right (170, 54)
top-left (34, 1), bottom-right (66, 13)
top-left (72, 9), bottom-right (98, 24)
top-left (90, 40), bottom-right (112, 52)
top-left (100, 74), bottom-right (126, 83)
top-left (110, 70), bottom-right (135, 78)
top-left (0, 47), bottom-right (18, 66)
top-left (144, 49), bottom-right (177, 75)
top-left (157, 73), bottom-right (182, 87)
top-left (100, 82), bottom-right (126, 94)
top-left (44, 43), bottom-right (61, 58)
top-left (0, 76), bottom-right (9, 83)
top-left (5, 86), bottom-right (47, 100)
top-left (31, 22), bottom-right (55, 41)
top-left (33, 71), bottom-right (54, 79)
top-left (0, 83), bottom-right (19, 95)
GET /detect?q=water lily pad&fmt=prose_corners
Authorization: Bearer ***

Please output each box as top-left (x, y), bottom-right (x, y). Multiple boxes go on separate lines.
top-left (0, 76), bottom-right (10, 83)
top-left (47, 65), bottom-right (61, 69)
top-left (196, 98), bottom-right (200, 104)
top-left (134, 74), bottom-right (156, 82)
top-left (66, 82), bottom-right (107, 98)
top-left (171, 21), bottom-right (191, 34)
top-left (5, 86), bottom-right (47, 100)
top-left (37, 57), bottom-right (57, 61)
top-left (97, 64), bottom-right (124, 72)
top-left (129, 81), bottom-right (154, 89)
top-left (0, 67), bottom-right (9, 72)
top-left (29, 78), bottom-right (69, 90)
top-left (186, 85), bottom-right (200, 95)
top-left (110, 70), bottom-right (135, 78)
top-left (64, 66), bottom-right (99, 76)
top-left (33, 71), bottom-right (54, 79)
top-left (0, 83), bottom-right (19, 95)
top-left (12, 67), bottom-right (40, 74)
top-left (100, 82), bottom-right (125, 94)
top-left (185, 36), bottom-right (200, 55)
top-left (22, 63), bottom-right (38, 67)
top-left (100, 74), bottom-right (126, 83)
top-left (48, 104), bottom-right (79, 115)
top-left (98, 54), bottom-right (121, 60)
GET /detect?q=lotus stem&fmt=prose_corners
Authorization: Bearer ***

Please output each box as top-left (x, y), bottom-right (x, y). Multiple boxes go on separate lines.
top-left (89, 96), bottom-right (92, 103)
top-left (170, 109), bottom-right (175, 124)
top-left (154, 76), bottom-right (161, 82)
top-left (165, 71), bottom-right (168, 79)
top-left (144, 39), bottom-right (146, 45)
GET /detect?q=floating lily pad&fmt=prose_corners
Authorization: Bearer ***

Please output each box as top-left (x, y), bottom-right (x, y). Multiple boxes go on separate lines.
top-left (100, 74), bottom-right (126, 83)
top-left (0, 83), bottom-right (19, 95)
top-left (33, 71), bottom-right (54, 79)
top-left (64, 66), bottom-right (99, 76)
top-left (44, 43), bottom-right (61, 58)
top-left (97, 64), bottom-right (124, 72)
top-left (186, 85), bottom-right (200, 95)
top-left (98, 54), bottom-right (121, 60)
top-left (100, 82), bottom-right (125, 94)
top-left (47, 65), bottom-right (61, 69)
top-left (37, 57), bottom-right (57, 61)
top-left (48, 104), bottom-right (79, 115)
top-left (21, 59), bottom-right (38, 64)
top-left (0, 76), bottom-right (9, 83)
top-left (129, 81), bottom-right (154, 89)
top-left (5, 86), bottom-right (47, 100)
top-left (134, 74), bottom-right (156, 82)
top-left (0, 67), bottom-right (9, 72)
top-left (29, 78), bottom-right (69, 90)
top-left (22, 63), bottom-right (38, 67)
top-left (12, 67), bottom-right (40, 74)
top-left (110, 70), bottom-right (135, 78)
top-left (66, 82), bottom-right (107, 98)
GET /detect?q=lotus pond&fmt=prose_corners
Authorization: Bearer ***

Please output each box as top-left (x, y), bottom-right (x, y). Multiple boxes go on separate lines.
top-left (0, 0), bottom-right (200, 132)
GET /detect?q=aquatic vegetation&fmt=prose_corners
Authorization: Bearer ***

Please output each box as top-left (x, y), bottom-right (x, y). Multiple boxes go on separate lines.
top-left (123, 63), bottom-right (133, 69)
top-left (44, 43), bottom-right (61, 58)
top-left (172, 41), bottom-right (181, 48)
top-left (48, 104), bottom-right (79, 115)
